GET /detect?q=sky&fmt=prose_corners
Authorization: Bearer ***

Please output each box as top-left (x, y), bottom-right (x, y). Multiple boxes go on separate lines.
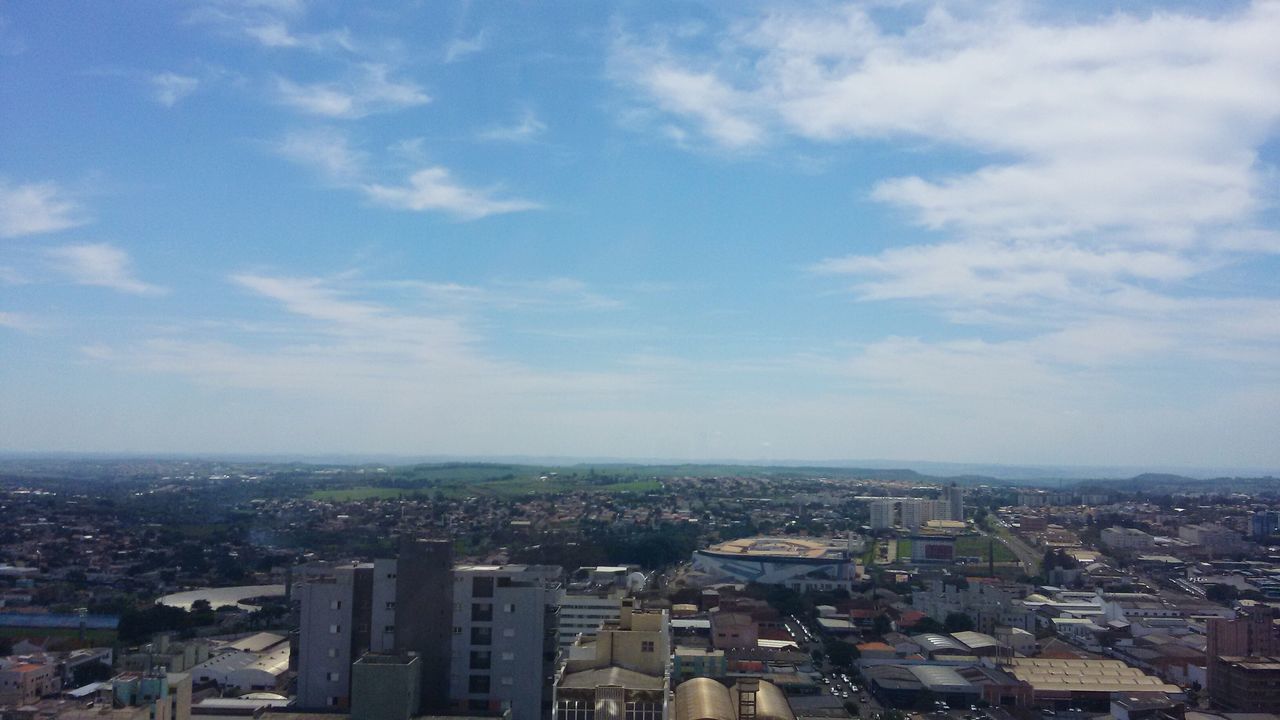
top-left (2, 1), bottom-right (1280, 469)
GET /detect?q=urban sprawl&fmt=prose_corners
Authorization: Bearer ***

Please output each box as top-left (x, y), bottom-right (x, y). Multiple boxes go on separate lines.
top-left (2, 461), bottom-right (1280, 720)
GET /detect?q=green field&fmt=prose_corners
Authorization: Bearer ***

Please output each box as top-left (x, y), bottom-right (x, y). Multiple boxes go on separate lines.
top-left (955, 535), bottom-right (1017, 563)
top-left (0, 626), bottom-right (117, 646)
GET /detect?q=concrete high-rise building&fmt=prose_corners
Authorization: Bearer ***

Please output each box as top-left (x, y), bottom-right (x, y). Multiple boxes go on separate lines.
top-left (947, 484), bottom-right (964, 522)
top-left (295, 562), bottom-right (373, 710)
top-left (1208, 609), bottom-right (1280, 703)
top-left (901, 499), bottom-right (948, 531)
top-left (869, 500), bottom-right (895, 531)
top-left (451, 564), bottom-right (562, 720)
top-left (395, 538), bottom-right (454, 713)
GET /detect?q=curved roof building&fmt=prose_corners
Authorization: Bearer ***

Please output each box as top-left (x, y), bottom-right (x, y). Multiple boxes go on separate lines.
top-left (692, 537), bottom-right (859, 593)
top-left (673, 679), bottom-right (795, 720)
top-left (675, 678), bottom-right (736, 720)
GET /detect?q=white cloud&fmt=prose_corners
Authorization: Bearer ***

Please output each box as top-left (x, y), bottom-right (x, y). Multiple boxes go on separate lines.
top-left (243, 20), bottom-right (353, 51)
top-left (363, 167), bottom-right (540, 220)
top-left (478, 110), bottom-right (547, 143)
top-left (275, 63), bottom-right (429, 119)
top-left (47, 243), bottom-right (166, 296)
top-left (618, 3), bottom-right (1280, 239)
top-left (0, 310), bottom-right (36, 331)
top-left (275, 127), bottom-right (366, 182)
top-left (0, 179), bottom-right (86, 238)
top-left (814, 240), bottom-right (1203, 303)
top-left (444, 32), bottom-right (486, 63)
top-left (273, 129), bottom-right (539, 220)
top-left (151, 72), bottom-right (200, 107)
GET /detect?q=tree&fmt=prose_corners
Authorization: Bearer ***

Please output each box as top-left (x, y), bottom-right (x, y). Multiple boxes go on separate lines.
top-left (1206, 584), bottom-right (1239, 604)
top-left (872, 615), bottom-right (892, 636)
top-left (944, 612), bottom-right (975, 633)
top-left (71, 661), bottom-right (114, 687)
top-left (825, 639), bottom-right (859, 668)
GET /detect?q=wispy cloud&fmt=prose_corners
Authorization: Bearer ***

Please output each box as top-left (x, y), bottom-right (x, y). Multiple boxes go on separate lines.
top-left (273, 128), bottom-right (540, 220)
top-left (244, 20), bottom-right (353, 52)
top-left (0, 310), bottom-right (36, 331)
top-left (275, 63), bottom-right (429, 119)
top-left (275, 127), bottom-right (367, 182)
top-left (407, 277), bottom-right (622, 312)
top-left (151, 72), bottom-right (200, 107)
top-left (47, 243), bottom-right (166, 296)
top-left (444, 32), bottom-right (486, 63)
top-left (478, 110), bottom-right (547, 143)
top-left (363, 167), bottom-right (540, 220)
top-left (0, 178), bottom-right (86, 238)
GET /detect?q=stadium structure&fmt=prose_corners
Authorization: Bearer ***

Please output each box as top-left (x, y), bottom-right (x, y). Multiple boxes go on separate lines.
top-left (692, 536), bottom-right (862, 592)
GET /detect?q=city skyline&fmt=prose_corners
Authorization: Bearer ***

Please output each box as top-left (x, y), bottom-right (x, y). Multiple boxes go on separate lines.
top-left (3, 1), bottom-right (1280, 466)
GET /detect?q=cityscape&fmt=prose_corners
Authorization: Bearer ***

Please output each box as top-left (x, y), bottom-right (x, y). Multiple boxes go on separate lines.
top-left (3, 460), bottom-right (1280, 720)
top-left (4, 3), bottom-right (1280, 720)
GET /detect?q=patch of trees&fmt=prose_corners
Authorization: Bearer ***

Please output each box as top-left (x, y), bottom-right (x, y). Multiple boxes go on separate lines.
top-left (117, 600), bottom-right (219, 644)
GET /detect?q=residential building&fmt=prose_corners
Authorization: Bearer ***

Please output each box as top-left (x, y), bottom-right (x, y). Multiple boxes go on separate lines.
top-left (912, 579), bottom-right (1033, 633)
top-left (294, 562), bottom-right (373, 710)
top-left (1207, 609), bottom-right (1280, 701)
top-left (0, 661), bottom-right (60, 706)
top-left (451, 564), bottom-right (561, 720)
top-left (1179, 525), bottom-right (1246, 558)
top-left (1208, 657), bottom-right (1280, 712)
top-left (1251, 511), bottom-right (1278, 541)
top-left (870, 501), bottom-right (895, 531)
top-left (1101, 528), bottom-right (1155, 553)
top-left (947, 485), bottom-right (964, 522)
top-left (394, 538), bottom-right (453, 713)
top-left (556, 566), bottom-right (643, 650)
top-left (554, 602), bottom-right (671, 720)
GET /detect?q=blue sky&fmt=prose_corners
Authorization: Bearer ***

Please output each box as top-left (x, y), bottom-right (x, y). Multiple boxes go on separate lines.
top-left (2, 1), bottom-right (1279, 468)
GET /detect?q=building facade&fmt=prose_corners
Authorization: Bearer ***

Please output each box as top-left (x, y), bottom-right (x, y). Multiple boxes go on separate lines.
top-left (450, 565), bottom-right (562, 720)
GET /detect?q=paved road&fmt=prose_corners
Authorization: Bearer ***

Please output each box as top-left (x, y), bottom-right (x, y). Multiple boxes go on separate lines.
top-left (984, 521), bottom-right (1040, 576)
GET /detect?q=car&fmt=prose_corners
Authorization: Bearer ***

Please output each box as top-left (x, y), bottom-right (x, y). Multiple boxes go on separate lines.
top-left (861, 696), bottom-right (869, 703)
top-left (850, 685), bottom-right (859, 692)
top-left (831, 687), bottom-right (841, 696)
top-left (841, 691), bottom-right (850, 698)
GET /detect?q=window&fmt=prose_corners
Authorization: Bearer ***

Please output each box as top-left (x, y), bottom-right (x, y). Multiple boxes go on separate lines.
top-left (503, 603), bottom-right (516, 613)
top-left (327, 697), bottom-right (338, 707)
top-left (327, 671), bottom-right (340, 682)
top-left (330, 600), bottom-right (342, 610)
top-left (328, 624), bottom-right (341, 634)
top-left (626, 702), bottom-right (662, 720)
top-left (502, 628), bottom-right (515, 638)
top-left (327, 648), bottom-right (338, 658)
top-left (501, 652), bottom-right (515, 661)
top-left (501, 676), bottom-right (513, 686)
top-left (470, 650), bottom-right (492, 670)
top-left (384, 625), bottom-right (395, 633)
top-left (641, 640), bottom-right (655, 653)
top-left (559, 700), bottom-right (596, 720)
top-left (385, 601), bottom-right (396, 610)
top-left (453, 626), bottom-right (463, 635)
top-left (472, 603), bottom-right (493, 622)
top-left (469, 675), bottom-right (491, 694)
top-left (471, 626), bottom-right (492, 646)
top-left (472, 576), bottom-right (494, 598)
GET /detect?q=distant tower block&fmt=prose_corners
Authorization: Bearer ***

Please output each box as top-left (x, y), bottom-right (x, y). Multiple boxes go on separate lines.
top-left (948, 484), bottom-right (964, 522)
